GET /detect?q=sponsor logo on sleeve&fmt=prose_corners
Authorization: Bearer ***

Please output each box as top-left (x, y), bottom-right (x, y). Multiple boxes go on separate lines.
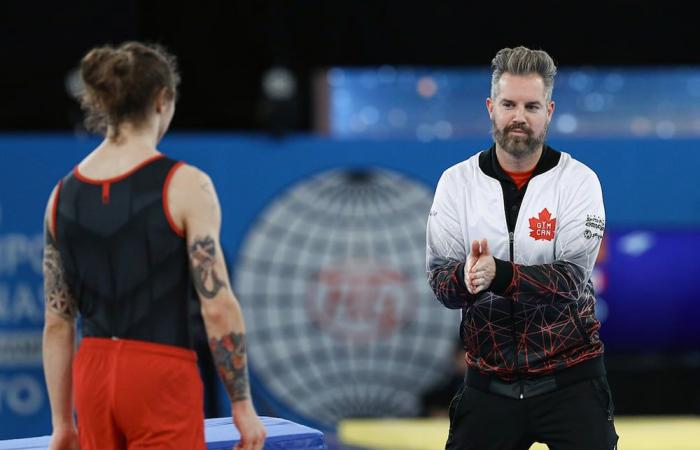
top-left (584, 214), bottom-right (605, 239)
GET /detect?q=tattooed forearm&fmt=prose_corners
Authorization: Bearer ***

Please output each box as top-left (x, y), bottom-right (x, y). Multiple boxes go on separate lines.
top-left (189, 235), bottom-right (227, 299)
top-left (210, 332), bottom-right (250, 401)
top-left (43, 242), bottom-right (77, 320)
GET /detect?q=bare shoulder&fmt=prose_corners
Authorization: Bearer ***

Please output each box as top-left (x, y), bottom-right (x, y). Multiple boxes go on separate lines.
top-left (44, 184), bottom-right (60, 238)
top-left (167, 164), bottom-right (221, 233)
top-left (171, 164), bottom-right (218, 204)
top-left (45, 185), bottom-right (59, 216)
top-left (169, 163), bottom-right (212, 189)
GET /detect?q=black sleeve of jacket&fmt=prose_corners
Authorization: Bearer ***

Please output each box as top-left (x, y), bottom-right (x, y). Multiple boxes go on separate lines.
top-left (490, 258), bottom-right (587, 303)
top-left (428, 260), bottom-right (475, 309)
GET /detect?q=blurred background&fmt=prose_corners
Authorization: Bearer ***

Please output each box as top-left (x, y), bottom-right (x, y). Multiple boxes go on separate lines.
top-left (1, 1), bottom-right (699, 448)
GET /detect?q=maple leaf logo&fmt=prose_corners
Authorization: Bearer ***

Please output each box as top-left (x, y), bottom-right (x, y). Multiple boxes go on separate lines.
top-left (529, 208), bottom-right (556, 241)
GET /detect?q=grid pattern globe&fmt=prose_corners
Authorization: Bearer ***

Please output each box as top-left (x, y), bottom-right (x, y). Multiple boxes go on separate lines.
top-left (234, 169), bottom-right (458, 426)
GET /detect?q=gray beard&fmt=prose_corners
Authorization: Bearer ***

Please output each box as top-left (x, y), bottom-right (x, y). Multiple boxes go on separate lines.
top-left (491, 122), bottom-right (547, 159)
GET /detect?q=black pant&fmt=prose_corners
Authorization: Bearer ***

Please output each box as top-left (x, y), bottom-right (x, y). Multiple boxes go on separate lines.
top-left (446, 377), bottom-right (619, 450)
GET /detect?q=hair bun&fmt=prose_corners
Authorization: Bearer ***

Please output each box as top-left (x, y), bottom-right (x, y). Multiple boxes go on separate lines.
top-left (80, 47), bottom-right (117, 90)
top-left (110, 50), bottom-right (133, 78)
top-left (78, 41), bottom-right (179, 138)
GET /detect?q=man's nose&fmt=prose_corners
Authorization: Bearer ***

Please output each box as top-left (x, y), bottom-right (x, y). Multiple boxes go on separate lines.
top-left (512, 106), bottom-right (526, 122)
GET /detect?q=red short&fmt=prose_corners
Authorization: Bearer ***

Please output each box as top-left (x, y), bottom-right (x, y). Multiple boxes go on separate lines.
top-left (73, 337), bottom-right (206, 450)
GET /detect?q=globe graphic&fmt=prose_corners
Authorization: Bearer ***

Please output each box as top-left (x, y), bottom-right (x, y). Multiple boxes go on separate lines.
top-left (233, 168), bottom-right (459, 427)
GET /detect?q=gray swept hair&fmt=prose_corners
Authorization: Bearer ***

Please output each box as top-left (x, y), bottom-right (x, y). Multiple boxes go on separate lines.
top-left (490, 46), bottom-right (557, 101)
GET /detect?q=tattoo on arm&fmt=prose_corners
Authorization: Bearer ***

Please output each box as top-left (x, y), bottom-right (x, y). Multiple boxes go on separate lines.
top-left (189, 235), bottom-right (227, 299)
top-left (209, 332), bottom-right (250, 402)
top-left (43, 241), bottom-right (77, 320)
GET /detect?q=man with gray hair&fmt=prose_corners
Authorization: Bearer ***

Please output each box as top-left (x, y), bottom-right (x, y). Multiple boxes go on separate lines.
top-left (426, 46), bottom-right (618, 449)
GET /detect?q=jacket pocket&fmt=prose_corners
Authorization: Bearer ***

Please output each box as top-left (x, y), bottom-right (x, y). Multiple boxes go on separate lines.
top-left (569, 303), bottom-right (591, 345)
top-left (448, 383), bottom-right (466, 425)
top-left (591, 376), bottom-right (615, 422)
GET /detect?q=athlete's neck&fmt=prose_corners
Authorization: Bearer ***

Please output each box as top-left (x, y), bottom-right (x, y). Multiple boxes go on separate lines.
top-left (80, 123), bottom-right (162, 178)
top-left (105, 121), bottom-right (161, 149)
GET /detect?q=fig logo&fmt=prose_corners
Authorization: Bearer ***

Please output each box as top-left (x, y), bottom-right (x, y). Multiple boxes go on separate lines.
top-left (306, 261), bottom-right (417, 341)
top-left (234, 169), bottom-right (457, 426)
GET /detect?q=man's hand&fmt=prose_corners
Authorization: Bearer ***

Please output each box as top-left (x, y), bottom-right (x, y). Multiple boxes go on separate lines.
top-left (233, 400), bottom-right (266, 450)
top-left (466, 239), bottom-right (496, 294)
top-left (465, 240), bottom-right (481, 294)
top-left (48, 426), bottom-right (79, 450)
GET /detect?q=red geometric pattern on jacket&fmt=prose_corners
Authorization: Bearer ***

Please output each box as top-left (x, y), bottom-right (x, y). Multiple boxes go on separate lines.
top-left (429, 260), bottom-right (603, 380)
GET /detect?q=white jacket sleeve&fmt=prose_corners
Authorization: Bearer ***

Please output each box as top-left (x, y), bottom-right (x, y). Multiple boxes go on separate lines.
top-left (426, 171), bottom-right (473, 309)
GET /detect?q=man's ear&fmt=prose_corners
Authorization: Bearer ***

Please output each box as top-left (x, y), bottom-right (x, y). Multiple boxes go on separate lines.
top-left (486, 97), bottom-right (494, 120)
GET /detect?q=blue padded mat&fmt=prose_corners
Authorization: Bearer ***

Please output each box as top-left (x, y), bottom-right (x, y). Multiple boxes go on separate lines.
top-left (0, 416), bottom-right (326, 450)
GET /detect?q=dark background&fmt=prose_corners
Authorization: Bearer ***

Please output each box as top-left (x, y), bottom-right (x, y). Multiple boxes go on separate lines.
top-left (1, 0), bottom-right (695, 132)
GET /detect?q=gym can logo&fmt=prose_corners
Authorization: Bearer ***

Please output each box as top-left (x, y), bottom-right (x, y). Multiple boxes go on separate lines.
top-left (529, 208), bottom-right (556, 241)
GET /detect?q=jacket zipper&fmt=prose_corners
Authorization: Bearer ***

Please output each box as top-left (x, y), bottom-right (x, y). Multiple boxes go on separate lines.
top-left (509, 231), bottom-right (514, 260)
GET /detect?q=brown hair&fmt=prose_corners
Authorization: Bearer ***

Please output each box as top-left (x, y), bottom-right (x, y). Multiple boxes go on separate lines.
top-left (79, 41), bottom-right (180, 138)
top-left (490, 46), bottom-right (557, 101)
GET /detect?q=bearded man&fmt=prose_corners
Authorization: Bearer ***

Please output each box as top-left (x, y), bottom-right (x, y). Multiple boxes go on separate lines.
top-left (426, 46), bottom-right (618, 450)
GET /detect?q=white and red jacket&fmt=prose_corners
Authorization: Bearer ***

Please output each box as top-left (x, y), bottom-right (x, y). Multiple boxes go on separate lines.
top-left (426, 145), bottom-right (606, 382)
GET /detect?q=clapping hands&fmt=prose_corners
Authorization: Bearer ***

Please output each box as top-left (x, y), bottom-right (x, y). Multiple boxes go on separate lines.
top-left (465, 239), bottom-right (496, 295)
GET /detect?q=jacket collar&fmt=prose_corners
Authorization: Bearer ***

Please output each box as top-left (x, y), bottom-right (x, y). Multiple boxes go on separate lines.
top-left (478, 143), bottom-right (561, 183)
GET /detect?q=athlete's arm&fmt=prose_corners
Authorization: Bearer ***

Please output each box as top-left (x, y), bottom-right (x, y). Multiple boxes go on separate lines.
top-left (168, 165), bottom-right (265, 450)
top-left (41, 185), bottom-right (80, 450)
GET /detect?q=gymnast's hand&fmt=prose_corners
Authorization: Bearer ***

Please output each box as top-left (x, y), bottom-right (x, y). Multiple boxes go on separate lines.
top-left (233, 400), bottom-right (266, 450)
top-left (48, 426), bottom-right (80, 450)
